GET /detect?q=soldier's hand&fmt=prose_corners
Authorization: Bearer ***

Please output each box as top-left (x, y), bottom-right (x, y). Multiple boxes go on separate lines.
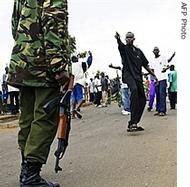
top-left (55, 71), bottom-right (70, 85)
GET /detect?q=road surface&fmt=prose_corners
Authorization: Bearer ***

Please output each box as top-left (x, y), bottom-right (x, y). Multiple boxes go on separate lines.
top-left (0, 103), bottom-right (176, 187)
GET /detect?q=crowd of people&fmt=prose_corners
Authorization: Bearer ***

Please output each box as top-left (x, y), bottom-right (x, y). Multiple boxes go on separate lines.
top-left (0, 66), bottom-right (20, 115)
top-left (68, 32), bottom-right (177, 134)
top-left (70, 49), bottom-right (177, 121)
top-left (0, 51), bottom-right (177, 119)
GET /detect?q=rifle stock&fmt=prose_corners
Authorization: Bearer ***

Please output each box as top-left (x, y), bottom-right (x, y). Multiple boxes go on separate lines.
top-left (43, 75), bottom-right (75, 173)
top-left (57, 113), bottom-right (68, 139)
top-left (54, 75), bottom-right (74, 173)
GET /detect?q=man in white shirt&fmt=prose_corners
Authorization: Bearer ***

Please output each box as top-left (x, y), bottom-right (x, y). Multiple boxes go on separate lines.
top-left (150, 47), bottom-right (174, 116)
top-left (2, 66), bottom-right (20, 114)
top-left (94, 73), bottom-right (102, 107)
top-left (2, 67), bottom-right (9, 104)
top-left (71, 51), bottom-right (93, 117)
top-left (8, 84), bottom-right (20, 114)
top-left (88, 78), bottom-right (95, 103)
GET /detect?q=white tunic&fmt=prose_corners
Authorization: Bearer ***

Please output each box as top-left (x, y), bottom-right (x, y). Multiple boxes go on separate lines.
top-left (149, 55), bottom-right (168, 81)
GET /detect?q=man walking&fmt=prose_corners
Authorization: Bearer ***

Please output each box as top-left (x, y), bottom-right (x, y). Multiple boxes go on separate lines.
top-left (115, 31), bottom-right (157, 132)
top-left (8, 0), bottom-right (70, 186)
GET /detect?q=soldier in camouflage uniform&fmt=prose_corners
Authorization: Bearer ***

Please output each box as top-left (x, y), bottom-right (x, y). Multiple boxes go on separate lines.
top-left (8, 0), bottom-right (70, 186)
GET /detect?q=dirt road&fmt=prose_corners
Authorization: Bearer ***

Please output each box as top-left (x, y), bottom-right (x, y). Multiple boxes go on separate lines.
top-left (0, 103), bottom-right (176, 187)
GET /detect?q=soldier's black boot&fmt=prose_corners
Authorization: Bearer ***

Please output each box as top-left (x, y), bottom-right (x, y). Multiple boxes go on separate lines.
top-left (21, 161), bottom-right (59, 187)
top-left (20, 151), bottom-right (27, 183)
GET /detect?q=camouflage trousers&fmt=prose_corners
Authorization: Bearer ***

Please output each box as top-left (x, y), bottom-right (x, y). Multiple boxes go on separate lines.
top-left (18, 86), bottom-right (60, 164)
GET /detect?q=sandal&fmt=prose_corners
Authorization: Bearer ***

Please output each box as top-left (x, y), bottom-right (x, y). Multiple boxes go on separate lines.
top-left (154, 112), bottom-right (160, 116)
top-left (159, 112), bottom-right (166, 116)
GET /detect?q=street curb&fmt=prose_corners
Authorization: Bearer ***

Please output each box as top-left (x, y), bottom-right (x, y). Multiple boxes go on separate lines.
top-left (0, 114), bottom-right (19, 120)
top-left (0, 115), bottom-right (19, 129)
top-left (0, 103), bottom-right (92, 129)
top-left (0, 119), bottom-right (19, 129)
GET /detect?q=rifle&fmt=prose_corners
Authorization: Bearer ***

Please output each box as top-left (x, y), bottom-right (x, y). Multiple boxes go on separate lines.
top-left (43, 75), bottom-right (81, 173)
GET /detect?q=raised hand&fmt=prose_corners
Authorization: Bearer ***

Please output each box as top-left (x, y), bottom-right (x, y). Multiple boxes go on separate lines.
top-left (168, 52), bottom-right (176, 63)
top-left (115, 32), bottom-right (120, 40)
top-left (108, 63), bottom-right (113, 68)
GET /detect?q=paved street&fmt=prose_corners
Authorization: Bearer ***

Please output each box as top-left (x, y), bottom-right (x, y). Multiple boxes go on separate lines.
top-left (0, 103), bottom-right (176, 187)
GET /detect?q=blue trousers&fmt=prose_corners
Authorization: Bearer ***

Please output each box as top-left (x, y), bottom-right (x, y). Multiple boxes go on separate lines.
top-left (155, 79), bottom-right (167, 113)
top-left (121, 87), bottom-right (130, 112)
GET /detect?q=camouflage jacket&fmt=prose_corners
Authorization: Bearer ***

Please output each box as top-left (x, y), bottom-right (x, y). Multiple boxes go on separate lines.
top-left (8, 0), bottom-right (70, 88)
